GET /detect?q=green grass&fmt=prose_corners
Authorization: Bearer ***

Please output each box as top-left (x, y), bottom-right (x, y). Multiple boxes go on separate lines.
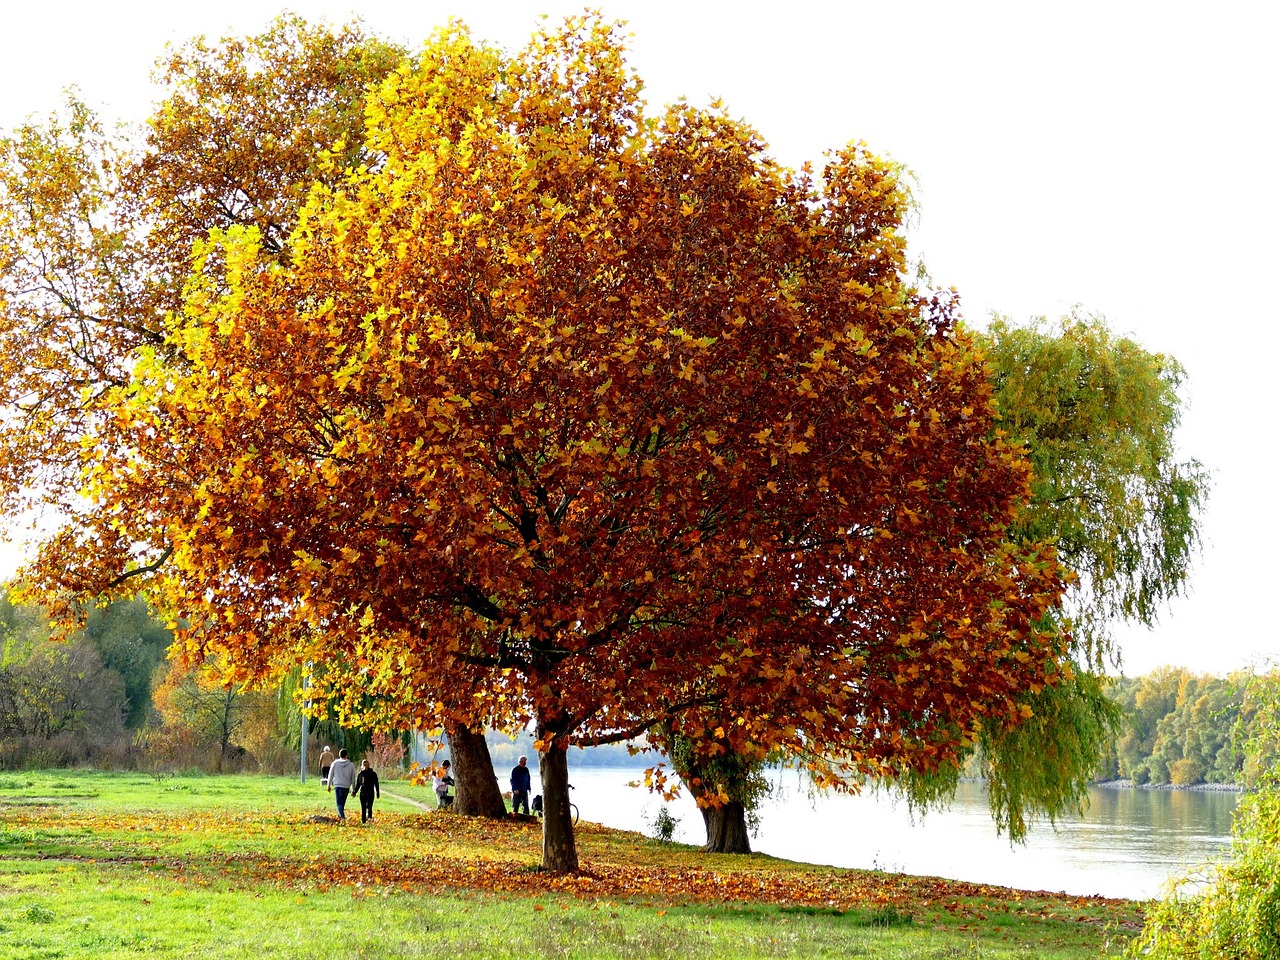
top-left (0, 770), bottom-right (1142, 959)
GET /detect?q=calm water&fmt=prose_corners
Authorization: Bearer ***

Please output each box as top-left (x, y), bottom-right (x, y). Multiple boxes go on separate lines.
top-left (543, 766), bottom-right (1238, 900)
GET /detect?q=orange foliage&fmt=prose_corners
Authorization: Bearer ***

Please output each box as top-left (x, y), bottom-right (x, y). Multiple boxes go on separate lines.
top-left (7, 16), bottom-right (1070, 870)
top-left (0, 16), bottom-right (402, 609)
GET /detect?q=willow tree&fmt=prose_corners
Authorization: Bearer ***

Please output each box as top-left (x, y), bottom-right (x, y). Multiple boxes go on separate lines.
top-left (898, 314), bottom-right (1209, 836)
top-left (977, 313), bottom-right (1208, 661)
top-left (21, 17), bottom-right (1069, 872)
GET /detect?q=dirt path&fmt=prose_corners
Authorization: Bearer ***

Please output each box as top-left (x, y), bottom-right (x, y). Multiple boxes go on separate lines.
top-left (383, 790), bottom-right (437, 811)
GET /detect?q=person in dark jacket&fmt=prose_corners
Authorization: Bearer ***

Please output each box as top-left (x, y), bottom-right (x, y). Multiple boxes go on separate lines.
top-left (353, 759), bottom-right (380, 824)
top-left (510, 756), bottom-right (532, 815)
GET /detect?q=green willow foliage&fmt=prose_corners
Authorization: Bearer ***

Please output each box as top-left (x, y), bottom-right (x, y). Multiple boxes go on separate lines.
top-left (976, 312), bottom-right (1209, 666)
top-left (897, 660), bottom-right (1119, 841)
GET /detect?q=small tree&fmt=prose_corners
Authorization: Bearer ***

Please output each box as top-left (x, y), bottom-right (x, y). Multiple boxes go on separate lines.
top-left (151, 658), bottom-right (269, 769)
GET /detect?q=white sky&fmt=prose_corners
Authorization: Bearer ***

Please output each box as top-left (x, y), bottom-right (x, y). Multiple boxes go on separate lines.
top-left (1, 1), bottom-right (1275, 676)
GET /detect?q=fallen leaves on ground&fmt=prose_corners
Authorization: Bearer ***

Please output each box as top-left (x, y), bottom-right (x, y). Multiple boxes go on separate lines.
top-left (3, 806), bottom-right (1140, 929)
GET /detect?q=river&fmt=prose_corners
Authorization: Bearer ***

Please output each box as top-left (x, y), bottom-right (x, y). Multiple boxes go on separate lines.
top-left (540, 765), bottom-right (1238, 900)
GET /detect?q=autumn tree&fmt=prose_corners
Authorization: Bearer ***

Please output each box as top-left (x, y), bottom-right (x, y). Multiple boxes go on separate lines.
top-left (0, 18), bottom-right (515, 815)
top-left (38, 16), bottom-right (1076, 872)
top-left (0, 14), bottom-right (404, 571)
top-left (670, 303), bottom-right (1209, 851)
top-left (151, 657), bottom-right (272, 769)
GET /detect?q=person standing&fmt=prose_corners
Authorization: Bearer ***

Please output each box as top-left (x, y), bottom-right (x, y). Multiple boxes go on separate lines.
top-left (433, 759), bottom-right (454, 809)
top-left (318, 745), bottom-right (335, 785)
top-left (327, 748), bottom-right (356, 820)
top-left (510, 756), bottom-right (532, 815)
top-left (353, 759), bottom-right (380, 824)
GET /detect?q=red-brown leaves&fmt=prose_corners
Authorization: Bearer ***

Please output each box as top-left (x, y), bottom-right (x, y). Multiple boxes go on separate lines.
top-left (7, 14), bottom-right (1072, 872)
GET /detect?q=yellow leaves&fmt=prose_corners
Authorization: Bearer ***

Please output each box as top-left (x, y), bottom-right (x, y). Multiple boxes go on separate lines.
top-left (292, 550), bottom-right (325, 575)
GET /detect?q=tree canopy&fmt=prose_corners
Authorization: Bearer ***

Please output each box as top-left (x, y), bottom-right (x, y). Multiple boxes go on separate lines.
top-left (4, 16), bottom-right (1074, 871)
top-left (975, 313), bottom-right (1208, 664)
top-left (0, 15), bottom-right (403, 589)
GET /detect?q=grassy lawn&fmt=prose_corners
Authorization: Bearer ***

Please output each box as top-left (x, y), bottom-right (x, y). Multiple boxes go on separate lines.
top-left (0, 771), bottom-right (1142, 959)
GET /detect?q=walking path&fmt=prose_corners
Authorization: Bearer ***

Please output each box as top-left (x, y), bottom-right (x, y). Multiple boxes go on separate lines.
top-left (383, 790), bottom-right (436, 811)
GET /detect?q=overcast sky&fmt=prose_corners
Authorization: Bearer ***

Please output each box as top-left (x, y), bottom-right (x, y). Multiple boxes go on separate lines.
top-left (1, 1), bottom-right (1274, 676)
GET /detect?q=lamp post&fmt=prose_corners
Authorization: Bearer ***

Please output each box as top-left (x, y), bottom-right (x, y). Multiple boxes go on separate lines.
top-left (300, 668), bottom-right (310, 784)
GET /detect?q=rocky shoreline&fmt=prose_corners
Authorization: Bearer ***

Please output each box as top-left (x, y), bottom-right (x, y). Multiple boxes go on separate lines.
top-left (1092, 778), bottom-right (1244, 793)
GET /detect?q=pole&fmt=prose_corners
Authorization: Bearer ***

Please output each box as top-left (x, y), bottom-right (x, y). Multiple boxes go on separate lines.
top-left (300, 669), bottom-right (309, 784)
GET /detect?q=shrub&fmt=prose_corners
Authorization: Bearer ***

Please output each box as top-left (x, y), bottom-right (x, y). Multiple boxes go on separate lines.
top-left (369, 731), bottom-right (406, 776)
top-left (645, 804), bottom-right (681, 843)
top-left (1170, 757), bottom-right (1204, 787)
top-left (1128, 790), bottom-right (1280, 958)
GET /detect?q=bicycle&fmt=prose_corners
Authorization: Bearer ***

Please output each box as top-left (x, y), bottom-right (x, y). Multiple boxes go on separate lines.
top-left (531, 784), bottom-right (579, 824)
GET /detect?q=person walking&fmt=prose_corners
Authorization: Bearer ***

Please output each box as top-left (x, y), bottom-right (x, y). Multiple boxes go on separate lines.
top-left (327, 748), bottom-right (356, 820)
top-left (353, 759), bottom-right (380, 824)
top-left (318, 745), bottom-right (335, 785)
top-left (510, 756), bottom-right (532, 815)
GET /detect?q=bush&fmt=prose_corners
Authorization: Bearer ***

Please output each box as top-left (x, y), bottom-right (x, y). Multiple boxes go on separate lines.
top-left (138, 725), bottom-right (204, 771)
top-left (1170, 757), bottom-right (1204, 787)
top-left (369, 731), bottom-right (406, 776)
top-left (645, 805), bottom-right (681, 843)
top-left (256, 740), bottom-right (304, 776)
top-left (1128, 790), bottom-right (1280, 958)
top-left (0, 733), bottom-right (139, 771)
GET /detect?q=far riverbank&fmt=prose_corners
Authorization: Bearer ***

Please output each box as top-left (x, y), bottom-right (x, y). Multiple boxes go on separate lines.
top-left (1092, 778), bottom-right (1243, 793)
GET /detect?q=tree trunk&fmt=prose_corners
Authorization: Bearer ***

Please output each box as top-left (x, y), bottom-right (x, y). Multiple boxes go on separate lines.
top-left (666, 730), bottom-right (755, 855)
top-left (699, 800), bottom-right (752, 854)
top-left (538, 737), bottom-right (579, 872)
top-left (448, 724), bottom-right (507, 819)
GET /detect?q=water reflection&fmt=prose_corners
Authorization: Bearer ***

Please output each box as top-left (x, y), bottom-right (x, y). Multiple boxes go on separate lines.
top-left (553, 766), bottom-right (1238, 900)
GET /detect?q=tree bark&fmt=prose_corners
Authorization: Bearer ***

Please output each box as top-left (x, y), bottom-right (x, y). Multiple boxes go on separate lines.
top-left (538, 736), bottom-right (579, 872)
top-left (699, 799), bottom-right (752, 854)
top-left (447, 723), bottom-right (507, 818)
top-left (667, 731), bottom-right (755, 854)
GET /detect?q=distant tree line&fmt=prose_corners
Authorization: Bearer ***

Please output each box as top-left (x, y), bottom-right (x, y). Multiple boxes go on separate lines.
top-left (4, 587), bottom-right (1270, 791)
top-left (1099, 667), bottom-right (1276, 789)
top-left (0, 590), bottom-right (384, 773)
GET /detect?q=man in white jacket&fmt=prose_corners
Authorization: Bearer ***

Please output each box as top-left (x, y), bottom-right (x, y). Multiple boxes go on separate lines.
top-left (327, 748), bottom-right (357, 820)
